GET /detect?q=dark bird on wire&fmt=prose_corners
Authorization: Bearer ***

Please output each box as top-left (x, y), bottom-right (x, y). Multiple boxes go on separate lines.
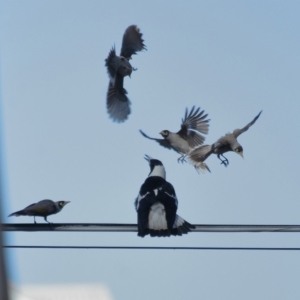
top-left (188, 111), bottom-right (262, 172)
top-left (135, 155), bottom-right (195, 237)
top-left (139, 106), bottom-right (210, 163)
top-left (8, 199), bottom-right (70, 224)
top-left (105, 25), bottom-right (146, 123)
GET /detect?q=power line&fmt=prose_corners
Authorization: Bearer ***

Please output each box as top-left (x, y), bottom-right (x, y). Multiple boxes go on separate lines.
top-left (3, 245), bottom-right (300, 251)
top-left (2, 223), bottom-right (300, 232)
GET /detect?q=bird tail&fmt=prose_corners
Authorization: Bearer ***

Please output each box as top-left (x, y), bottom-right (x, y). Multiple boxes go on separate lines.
top-left (187, 144), bottom-right (213, 173)
top-left (171, 215), bottom-right (195, 236)
top-left (8, 209), bottom-right (26, 217)
top-left (106, 83), bottom-right (131, 123)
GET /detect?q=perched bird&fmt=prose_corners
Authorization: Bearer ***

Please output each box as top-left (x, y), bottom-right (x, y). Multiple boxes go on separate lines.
top-left (135, 155), bottom-right (195, 237)
top-left (188, 111), bottom-right (262, 172)
top-left (8, 199), bottom-right (70, 224)
top-left (105, 25), bottom-right (146, 123)
top-left (139, 106), bottom-right (210, 163)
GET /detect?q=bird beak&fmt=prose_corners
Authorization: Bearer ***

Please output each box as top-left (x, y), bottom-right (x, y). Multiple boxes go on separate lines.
top-left (144, 155), bottom-right (152, 162)
top-left (238, 152), bottom-right (244, 158)
top-left (64, 201), bottom-right (71, 206)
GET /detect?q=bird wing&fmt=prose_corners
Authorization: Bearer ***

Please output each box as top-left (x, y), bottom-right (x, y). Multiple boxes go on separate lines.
top-left (25, 200), bottom-right (56, 215)
top-left (233, 111), bottom-right (262, 138)
top-left (120, 25), bottom-right (146, 59)
top-left (177, 106), bottom-right (210, 148)
top-left (139, 130), bottom-right (172, 150)
top-left (105, 46), bottom-right (118, 81)
top-left (135, 189), bottom-right (155, 237)
top-left (106, 79), bottom-right (131, 123)
top-left (158, 181), bottom-right (178, 230)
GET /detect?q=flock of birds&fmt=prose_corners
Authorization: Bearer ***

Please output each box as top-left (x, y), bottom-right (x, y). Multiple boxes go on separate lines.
top-left (8, 25), bottom-right (262, 238)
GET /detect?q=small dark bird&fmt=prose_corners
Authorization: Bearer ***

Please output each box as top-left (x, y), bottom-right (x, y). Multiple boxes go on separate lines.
top-left (188, 111), bottom-right (262, 172)
top-left (105, 25), bottom-right (146, 123)
top-left (139, 106), bottom-right (210, 163)
top-left (135, 155), bottom-right (195, 237)
top-left (8, 199), bottom-right (70, 223)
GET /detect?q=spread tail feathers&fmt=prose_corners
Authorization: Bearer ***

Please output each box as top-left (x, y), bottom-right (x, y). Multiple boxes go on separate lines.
top-left (171, 215), bottom-right (195, 236)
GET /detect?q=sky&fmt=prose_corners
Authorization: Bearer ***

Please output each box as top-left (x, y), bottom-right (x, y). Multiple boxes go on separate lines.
top-left (1, 1), bottom-right (300, 299)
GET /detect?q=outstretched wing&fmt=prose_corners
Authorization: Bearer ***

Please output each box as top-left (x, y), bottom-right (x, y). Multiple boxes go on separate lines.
top-left (105, 46), bottom-right (117, 80)
top-left (139, 130), bottom-right (172, 150)
top-left (233, 111), bottom-right (262, 138)
top-left (177, 106), bottom-right (210, 148)
top-left (120, 25), bottom-right (147, 59)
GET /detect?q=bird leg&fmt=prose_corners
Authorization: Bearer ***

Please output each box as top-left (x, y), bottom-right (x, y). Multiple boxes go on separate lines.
top-left (218, 154), bottom-right (229, 167)
top-left (177, 155), bottom-right (187, 164)
top-left (44, 216), bottom-right (52, 224)
top-left (34, 216), bottom-right (37, 224)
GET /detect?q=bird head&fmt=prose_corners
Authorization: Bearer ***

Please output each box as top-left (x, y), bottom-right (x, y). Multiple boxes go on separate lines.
top-left (144, 155), bottom-right (166, 179)
top-left (56, 201), bottom-right (71, 211)
top-left (234, 146), bottom-right (244, 158)
top-left (159, 130), bottom-right (170, 138)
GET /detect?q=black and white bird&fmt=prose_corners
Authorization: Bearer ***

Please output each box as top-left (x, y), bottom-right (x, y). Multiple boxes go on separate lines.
top-left (188, 111), bottom-right (262, 172)
top-left (139, 106), bottom-right (210, 163)
top-left (105, 25), bottom-right (146, 123)
top-left (135, 155), bottom-right (195, 237)
top-left (8, 199), bottom-right (70, 223)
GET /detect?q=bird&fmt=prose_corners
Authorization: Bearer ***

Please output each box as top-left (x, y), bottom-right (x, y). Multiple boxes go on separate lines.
top-left (105, 25), bottom-right (146, 123)
top-left (139, 106), bottom-right (210, 163)
top-left (134, 155), bottom-right (195, 237)
top-left (188, 110), bottom-right (262, 172)
top-left (8, 199), bottom-right (70, 224)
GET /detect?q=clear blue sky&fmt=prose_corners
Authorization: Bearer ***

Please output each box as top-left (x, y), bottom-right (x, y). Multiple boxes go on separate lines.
top-left (1, 1), bottom-right (300, 299)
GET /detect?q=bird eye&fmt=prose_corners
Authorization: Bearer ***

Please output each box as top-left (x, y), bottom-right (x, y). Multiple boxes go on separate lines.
top-left (59, 202), bottom-right (64, 207)
top-left (235, 149), bottom-right (240, 152)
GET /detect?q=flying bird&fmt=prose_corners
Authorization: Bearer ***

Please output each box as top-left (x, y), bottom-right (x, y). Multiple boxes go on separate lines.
top-left (139, 106), bottom-right (210, 163)
top-left (105, 25), bottom-right (146, 123)
top-left (135, 155), bottom-right (195, 237)
top-left (188, 111), bottom-right (262, 172)
top-left (8, 199), bottom-right (70, 223)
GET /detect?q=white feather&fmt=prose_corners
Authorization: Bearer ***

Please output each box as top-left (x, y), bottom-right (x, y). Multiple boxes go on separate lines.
top-left (173, 215), bottom-right (185, 228)
top-left (149, 165), bottom-right (166, 179)
top-left (135, 192), bottom-right (149, 210)
top-left (148, 202), bottom-right (168, 230)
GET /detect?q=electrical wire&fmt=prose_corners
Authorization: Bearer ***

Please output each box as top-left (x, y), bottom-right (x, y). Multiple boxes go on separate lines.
top-left (3, 245), bottom-right (300, 251)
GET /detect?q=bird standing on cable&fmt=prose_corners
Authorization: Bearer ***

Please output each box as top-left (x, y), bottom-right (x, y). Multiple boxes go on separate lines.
top-left (8, 199), bottom-right (70, 224)
top-left (139, 106), bottom-right (210, 164)
top-left (188, 111), bottom-right (262, 172)
top-left (105, 25), bottom-right (146, 123)
top-left (135, 155), bottom-right (195, 237)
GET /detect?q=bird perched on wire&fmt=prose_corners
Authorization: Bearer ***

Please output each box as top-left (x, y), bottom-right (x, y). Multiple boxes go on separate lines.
top-left (188, 111), bottom-right (262, 172)
top-left (139, 106), bottom-right (210, 163)
top-left (105, 25), bottom-right (146, 123)
top-left (8, 199), bottom-right (70, 224)
top-left (135, 155), bottom-right (195, 237)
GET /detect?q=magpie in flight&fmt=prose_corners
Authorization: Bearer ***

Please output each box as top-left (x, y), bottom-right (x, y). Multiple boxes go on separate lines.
top-left (105, 25), bottom-right (146, 123)
top-left (139, 106), bottom-right (210, 163)
top-left (8, 199), bottom-right (70, 223)
top-left (135, 155), bottom-right (195, 237)
top-left (188, 111), bottom-right (262, 172)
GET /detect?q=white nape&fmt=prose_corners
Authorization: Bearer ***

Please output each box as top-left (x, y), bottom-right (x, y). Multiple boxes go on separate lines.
top-left (148, 165), bottom-right (166, 179)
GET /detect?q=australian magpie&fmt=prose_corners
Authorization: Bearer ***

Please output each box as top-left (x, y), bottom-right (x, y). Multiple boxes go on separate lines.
top-left (135, 155), bottom-right (195, 237)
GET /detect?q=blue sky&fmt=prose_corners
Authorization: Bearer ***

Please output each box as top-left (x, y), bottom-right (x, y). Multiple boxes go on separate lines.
top-left (1, 1), bottom-right (300, 299)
